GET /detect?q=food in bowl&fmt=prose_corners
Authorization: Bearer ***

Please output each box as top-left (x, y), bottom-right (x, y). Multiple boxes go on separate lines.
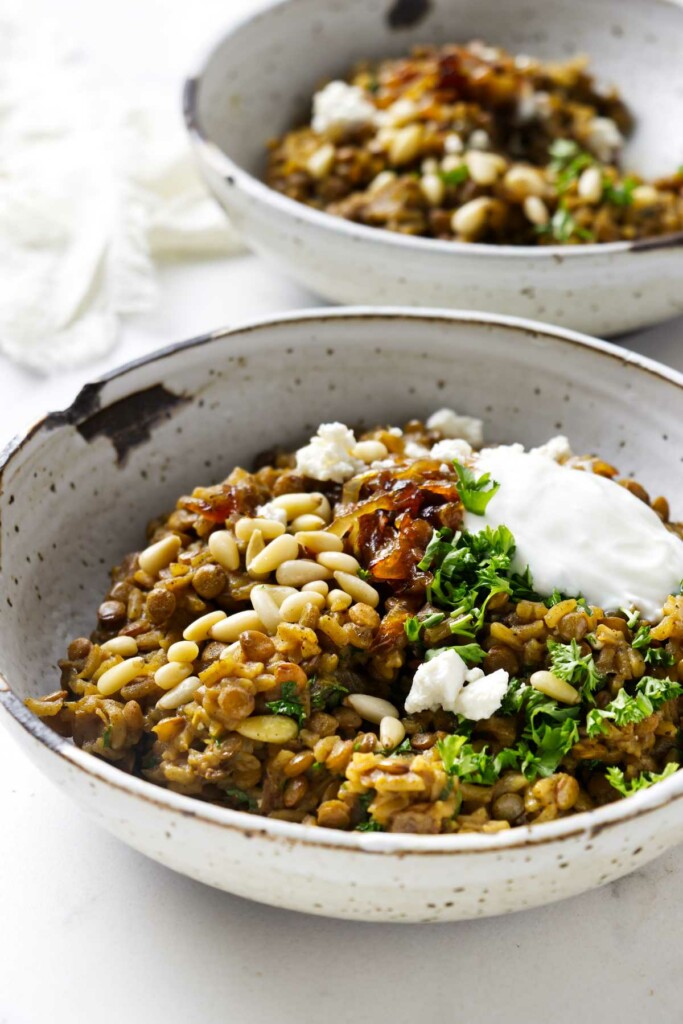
top-left (27, 411), bottom-right (683, 834)
top-left (265, 42), bottom-right (683, 245)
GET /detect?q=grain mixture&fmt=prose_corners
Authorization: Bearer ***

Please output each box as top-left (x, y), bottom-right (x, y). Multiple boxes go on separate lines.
top-left (28, 415), bottom-right (683, 834)
top-left (266, 42), bottom-right (683, 245)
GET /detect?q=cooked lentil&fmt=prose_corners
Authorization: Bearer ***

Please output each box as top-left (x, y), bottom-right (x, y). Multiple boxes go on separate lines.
top-left (27, 415), bottom-right (683, 834)
top-left (265, 42), bottom-right (683, 245)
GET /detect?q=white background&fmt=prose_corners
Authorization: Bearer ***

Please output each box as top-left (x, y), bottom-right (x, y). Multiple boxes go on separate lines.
top-left (1, 2), bottom-right (683, 1021)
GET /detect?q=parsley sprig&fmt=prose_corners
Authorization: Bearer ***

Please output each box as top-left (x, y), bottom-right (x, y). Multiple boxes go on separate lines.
top-left (547, 637), bottom-right (604, 702)
top-left (453, 460), bottom-right (500, 515)
top-left (265, 681), bottom-right (306, 727)
top-left (631, 625), bottom-right (676, 667)
top-left (606, 762), bottom-right (679, 797)
top-left (586, 676), bottom-right (683, 737)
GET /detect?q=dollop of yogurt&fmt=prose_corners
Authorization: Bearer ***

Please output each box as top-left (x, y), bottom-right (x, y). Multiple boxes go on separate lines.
top-left (464, 444), bottom-right (683, 619)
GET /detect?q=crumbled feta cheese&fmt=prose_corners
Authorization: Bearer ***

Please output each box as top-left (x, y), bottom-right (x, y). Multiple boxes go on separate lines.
top-left (311, 81), bottom-right (376, 138)
top-left (404, 439), bottom-right (431, 459)
top-left (529, 435), bottom-right (574, 463)
top-left (453, 669), bottom-right (510, 720)
top-left (430, 438), bottom-right (473, 462)
top-left (256, 501), bottom-right (288, 525)
top-left (444, 132), bottom-right (464, 154)
top-left (405, 647), bottom-right (510, 720)
top-left (585, 116), bottom-right (623, 163)
top-left (516, 87), bottom-right (551, 123)
top-left (426, 408), bottom-right (484, 447)
top-left (295, 422), bottom-right (364, 483)
top-left (405, 648), bottom-right (468, 713)
top-left (388, 426), bottom-right (403, 437)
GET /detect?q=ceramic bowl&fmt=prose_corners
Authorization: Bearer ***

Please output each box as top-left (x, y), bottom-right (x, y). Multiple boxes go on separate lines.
top-left (184, 0), bottom-right (683, 337)
top-left (2, 308), bottom-right (683, 923)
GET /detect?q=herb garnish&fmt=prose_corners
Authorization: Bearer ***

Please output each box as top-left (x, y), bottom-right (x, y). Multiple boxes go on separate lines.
top-left (605, 762), bottom-right (679, 797)
top-left (453, 460), bottom-right (500, 515)
top-left (586, 676), bottom-right (683, 737)
top-left (547, 637), bottom-right (604, 701)
top-left (548, 139), bottom-right (594, 192)
top-left (266, 681), bottom-right (306, 727)
top-left (603, 176), bottom-right (637, 207)
top-left (223, 786), bottom-right (257, 810)
top-left (631, 625), bottom-right (676, 667)
top-left (310, 679), bottom-right (349, 711)
top-left (439, 165), bottom-right (469, 186)
top-left (102, 726), bottom-right (112, 749)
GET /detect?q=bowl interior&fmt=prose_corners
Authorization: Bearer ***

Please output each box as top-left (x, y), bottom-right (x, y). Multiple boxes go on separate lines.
top-left (194, 0), bottom-right (683, 182)
top-left (1, 311), bottom-right (682, 702)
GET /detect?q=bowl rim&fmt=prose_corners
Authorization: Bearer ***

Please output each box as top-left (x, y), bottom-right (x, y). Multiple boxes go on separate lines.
top-left (182, 0), bottom-right (683, 260)
top-left (3, 305), bottom-right (683, 856)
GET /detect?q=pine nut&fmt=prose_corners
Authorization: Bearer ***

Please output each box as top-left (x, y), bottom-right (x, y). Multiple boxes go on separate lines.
top-left (235, 518), bottom-right (285, 543)
top-left (530, 670), bottom-right (580, 705)
top-left (295, 530), bottom-right (343, 553)
top-left (156, 675), bottom-right (201, 711)
top-left (327, 589), bottom-right (353, 611)
top-left (280, 591), bottom-right (326, 622)
top-left (444, 132), bottom-right (464, 154)
top-left (183, 610), bottom-right (227, 642)
top-left (97, 656), bottom-right (145, 696)
top-left (318, 551), bottom-right (361, 573)
top-left (237, 715), bottom-right (299, 743)
top-left (265, 585), bottom-right (298, 606)
top-left (155, 661), bottom-right (193, 691)
top-left (271, 492), bottom-right (320, 519)
top-left (312, 493), bottom-right (332, 523)
top-left (138, 535), bottom-right (180, 576)
top-left (388, 124), bottom-right (424, 166)
top-left (345, 693), bottom-right (399, 724)
top-left (368, 170), bottom-right (396, 193)
top-left (306, 142), bottom-right (335, 179)
top-left (468, 128), bottom-right (491, 150)
top-left (290, 514), bottom-right (326, 533)
top-left (276, 560), bottom-right (331, 587)
top-left (334, 570), bottom-right (380, 607)
top-left (245, 530), bottom-right (265, 572)
top-left (503, 164), bottom-right (546, 199)
top-left (211, 610), bottom-right (263, 643)
top-left (247, 534), bottom-right (300, 575)
top-left (451, 197), bottom-right (495, 239)
top-left (577, 166), bottom-right (603, 203)
top-left (219, 641), bottom-right (243, 661)
top-left (419, 173), bottom-right (445, 207)
top-left (250, 585), bottom-right (283, 634)
top-left (100, 636), bottom-right (138, 657)
top-left (380, 716), bottom-right (406, 750)
top-left (303, 580), bottom-right (329, 596)
top-left (352, 440), bottom-right (389, 462)
top-left (208, 530), bottom-right (240, 571)
top-left (523, 195), bottom-right (549, 225)
top-left (382, 97), bottom-right (419, 127)
top-left (421, 157), bottom-right (439, 174)
top-left (442, 154), bottom-right (465, 173)
top-left (632, 184), bottom-right (660, 208)
top-left (167, 640), bottom-right (199, 663)
top-left (465, 150), bottom-right (505, 186)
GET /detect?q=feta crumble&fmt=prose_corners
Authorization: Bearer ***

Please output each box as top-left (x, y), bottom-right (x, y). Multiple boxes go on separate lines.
top-left (295, 422), bottom-right (365, 483)
top-left (426, 408), bottom-right (484, 447)
top-left (405, 647), bottom-right (510, 720)
top-left (311, 81), bottom-right (377, 138)
top-left (430, 438), bottom-right (473, 463)
top-left (256, 501), bottom-right (288, 525)
top-left (529, 435), bottom-right (574, 463)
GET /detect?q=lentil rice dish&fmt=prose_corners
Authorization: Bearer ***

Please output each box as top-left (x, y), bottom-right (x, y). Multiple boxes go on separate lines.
top-left (28, 412), bottom-right (683, 835)
top-left (266, 42), bottom-right (683, 245)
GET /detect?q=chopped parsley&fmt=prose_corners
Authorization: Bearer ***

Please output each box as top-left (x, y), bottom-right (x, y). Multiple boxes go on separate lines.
top-left (547, 637), bottom-right (604, 701)
top-left (605, 762), bottom-right (679, 797)
top-left (358, 567), bottom-right (372, 581)
top-left (548, 138), bottom-right (594, 192)
top-left (453, 460), bottom-right (500, 515)
top-left (439, 165), bottom-right (469, 186)
top-left (537, 203), bottom-right (595, 243)
top-left (586, 675), bottom-right (683, 737)
top-left (266, 681), bottom-right (306, 727)
top-left (631, 625), bottom-right (675, 667)
top-left (223, 786), bottom-right (257, 810)
top-left (356, 820), bottom-right (384, 832)
top-left (310, 679), bottom-right (349, 711)
top-left (603, 176), bottom-right (638, 207)
top-left (102, 726), bottom-right (112, 749)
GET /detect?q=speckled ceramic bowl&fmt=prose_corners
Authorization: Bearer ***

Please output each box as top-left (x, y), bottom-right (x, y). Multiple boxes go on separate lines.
top-left (2, 308), bottom-right (683, 922)
top-left (184, 0), bottom-right (683, 336)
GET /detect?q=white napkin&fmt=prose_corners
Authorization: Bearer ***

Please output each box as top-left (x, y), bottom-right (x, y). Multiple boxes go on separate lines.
top-left (0, 9), bottom-right (243, 373)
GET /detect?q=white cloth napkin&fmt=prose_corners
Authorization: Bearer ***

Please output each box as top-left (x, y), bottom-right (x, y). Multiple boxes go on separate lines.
top-left (0, 8), bottom-right (243, 373)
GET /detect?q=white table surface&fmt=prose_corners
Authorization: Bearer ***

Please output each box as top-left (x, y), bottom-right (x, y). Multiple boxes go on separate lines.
top-left (1, 2), bottom-right (683, 1021)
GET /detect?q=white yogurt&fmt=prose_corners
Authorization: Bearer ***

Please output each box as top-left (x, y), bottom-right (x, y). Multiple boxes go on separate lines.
top-left (464, 445), bottom-right (683, 619)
